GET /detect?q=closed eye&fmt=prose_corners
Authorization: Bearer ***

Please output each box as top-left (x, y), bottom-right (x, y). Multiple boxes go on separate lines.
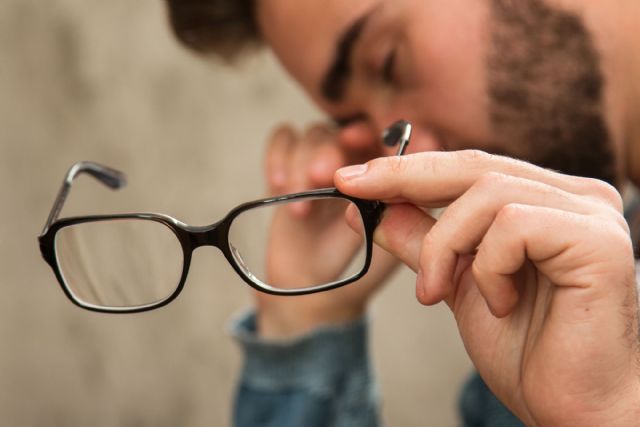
top-left (381, 48), bottom-right (397, 84)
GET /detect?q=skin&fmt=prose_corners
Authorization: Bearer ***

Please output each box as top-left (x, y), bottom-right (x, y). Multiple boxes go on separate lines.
top-left (251, 0), bottom-right (640, 424)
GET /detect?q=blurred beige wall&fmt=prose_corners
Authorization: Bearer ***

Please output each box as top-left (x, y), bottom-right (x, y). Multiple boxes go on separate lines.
top-left (0, 0), bottom-right (472, 425)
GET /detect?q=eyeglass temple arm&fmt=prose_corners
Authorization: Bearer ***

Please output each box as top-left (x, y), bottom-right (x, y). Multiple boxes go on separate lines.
top-left (39, 122), bottom-right (409, 235)
top-left (382, 120), bottom-right (412, 156)
top-left (41, 161), bottom-right (127, 234)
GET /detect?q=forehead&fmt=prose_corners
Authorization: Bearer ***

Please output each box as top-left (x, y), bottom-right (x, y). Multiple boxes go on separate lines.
top-left (257, 0), bottom-right (379, 107)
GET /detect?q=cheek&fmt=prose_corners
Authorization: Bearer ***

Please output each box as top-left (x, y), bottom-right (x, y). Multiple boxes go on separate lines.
top-left (400, 0), bottom-right (493, 147)
top-left (385, 126), bottom-right (443, 155)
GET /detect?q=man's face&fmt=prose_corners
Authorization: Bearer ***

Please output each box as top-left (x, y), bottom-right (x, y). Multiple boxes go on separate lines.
top-left (257, 0), bottom-right (617, 184)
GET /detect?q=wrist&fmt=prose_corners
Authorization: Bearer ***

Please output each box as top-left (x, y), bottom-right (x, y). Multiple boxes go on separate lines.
top-left (255, 294), bottom-right (366, 339)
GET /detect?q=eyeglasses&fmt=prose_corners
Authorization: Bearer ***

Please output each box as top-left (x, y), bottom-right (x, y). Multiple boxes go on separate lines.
top-left (38, 121), bottom-right (411, 313)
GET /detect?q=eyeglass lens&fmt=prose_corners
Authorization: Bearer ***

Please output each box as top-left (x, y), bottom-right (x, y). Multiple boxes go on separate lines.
top-left (228, 197), bottom-right (366, 290)
top-left (54, 218), bottom-right (184, 309)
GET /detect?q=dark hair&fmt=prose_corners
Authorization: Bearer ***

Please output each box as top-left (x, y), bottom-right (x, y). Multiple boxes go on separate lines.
top-left (165, 0), bottom-right (261, 61)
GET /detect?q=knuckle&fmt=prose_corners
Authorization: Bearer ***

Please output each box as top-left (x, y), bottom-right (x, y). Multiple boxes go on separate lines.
top-left (495, 203), bottom-right (529, 227)
top-left (615, 230), bottom-right (635, 259)
top-left (602, 211), bottom-right (632, 242)
top-left (376, 154), bottom-right (411, 175)
top-left (470, 256), bottom-right (490, 282)
top-left (598, 206), bottom-right (631, 234)
top-left (459, 172), bottom-right (513, 213)
top-left (269, 124), bottom-right (296, 145)
top-left (595, 221), bottom-right (635, 260)
top-left (266, 127), bottom-right (296, 165)
top-left (576, 177), bottom-right (624, 212)
top-left (612, 224), bottom-right (634, 248)
top-left (474, 171), bottom-right (510, 192)
top-left (455, 149), bottom-right (491, 165)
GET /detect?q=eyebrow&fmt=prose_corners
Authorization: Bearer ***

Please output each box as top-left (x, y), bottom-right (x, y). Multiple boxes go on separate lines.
top-left (320, 11), bottom-right (373, 102)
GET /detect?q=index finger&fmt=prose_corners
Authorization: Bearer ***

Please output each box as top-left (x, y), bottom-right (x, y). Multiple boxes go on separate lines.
top-left (265, 125), bottom-right (297, 195)
top-left (334, 150), bottom-right (621, 209)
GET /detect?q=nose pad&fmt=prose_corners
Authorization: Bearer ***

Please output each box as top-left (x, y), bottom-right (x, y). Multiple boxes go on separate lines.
top-left (382, 120), bottom-right (412, 155)
top-left (230, 244), bottom-right (251, 276)
top-left (230, 244), bottom-right (264, 285)
top-left (368, 110), bottom-right (443, 154)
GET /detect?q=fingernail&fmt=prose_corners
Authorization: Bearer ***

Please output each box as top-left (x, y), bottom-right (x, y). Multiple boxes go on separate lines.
top-left (337, 163), bottom-right (368, 180)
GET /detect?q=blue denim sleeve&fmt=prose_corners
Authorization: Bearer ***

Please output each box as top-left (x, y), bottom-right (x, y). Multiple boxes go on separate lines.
top-left (459, 372), bottom-right (524, 427)
top-left (229, 311), bottom-right (381, 427)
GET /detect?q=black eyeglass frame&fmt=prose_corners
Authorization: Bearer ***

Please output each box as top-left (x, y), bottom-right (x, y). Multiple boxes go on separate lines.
top-left (38, 121), bottom-right (411, 313)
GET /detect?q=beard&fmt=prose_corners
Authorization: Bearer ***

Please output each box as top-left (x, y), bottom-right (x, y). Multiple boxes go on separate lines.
top-left (487, 0), bottom-right (617, 186)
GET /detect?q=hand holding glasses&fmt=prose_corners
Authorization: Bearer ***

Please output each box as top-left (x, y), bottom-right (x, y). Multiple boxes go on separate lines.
top-left (38, 120), bottom-right (411, 313)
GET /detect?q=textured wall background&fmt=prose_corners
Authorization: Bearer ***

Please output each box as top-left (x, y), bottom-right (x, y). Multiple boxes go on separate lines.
top-left (0, 1), bottom-right (472, 425)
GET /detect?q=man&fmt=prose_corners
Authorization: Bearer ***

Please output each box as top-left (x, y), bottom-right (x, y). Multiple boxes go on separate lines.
top-left (166, 0), bottom-right (640, 425)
